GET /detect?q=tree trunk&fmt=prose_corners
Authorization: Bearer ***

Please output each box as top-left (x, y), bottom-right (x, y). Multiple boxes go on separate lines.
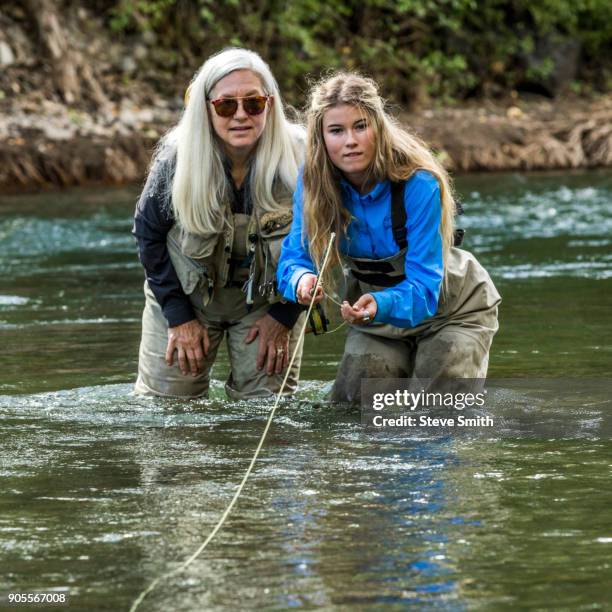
top-left (26, 0), bottom-right (80, 103)
top-left (25, 0), bottom-right (107, 108)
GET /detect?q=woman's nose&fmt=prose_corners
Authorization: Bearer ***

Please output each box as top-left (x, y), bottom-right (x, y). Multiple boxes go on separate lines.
top-left (233, 100), bottom-right (248, 119)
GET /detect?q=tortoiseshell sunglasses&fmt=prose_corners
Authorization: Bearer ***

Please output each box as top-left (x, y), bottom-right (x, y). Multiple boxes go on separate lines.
top-left (208, 95), bottom-right (270, 117)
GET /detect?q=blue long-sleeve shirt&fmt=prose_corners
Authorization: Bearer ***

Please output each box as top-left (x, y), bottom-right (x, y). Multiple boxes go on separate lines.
top-left (276, 170), bottom-right (444, 328)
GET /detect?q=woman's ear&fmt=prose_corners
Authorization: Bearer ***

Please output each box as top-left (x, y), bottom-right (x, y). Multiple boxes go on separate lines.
top-left (268, 95), bottom-right (275, 110)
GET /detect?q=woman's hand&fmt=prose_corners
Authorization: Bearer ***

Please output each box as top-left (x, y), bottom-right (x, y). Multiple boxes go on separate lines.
top-left (166, 319), bottom-right (210, 376)
top-left (341, 294), bottom-right (378, 325)
top-left (296, 273), bottom-right (324, 306)
top-left (245, 314), bottom-right (291, 375)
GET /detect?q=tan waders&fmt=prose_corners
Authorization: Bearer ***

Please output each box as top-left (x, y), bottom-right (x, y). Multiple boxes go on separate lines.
top-left (135, 212), bottom-right (306, 400)
top-left (134, 282), bottom-right (305, 399)
top-left (330, 246), bottom-right (501, 404)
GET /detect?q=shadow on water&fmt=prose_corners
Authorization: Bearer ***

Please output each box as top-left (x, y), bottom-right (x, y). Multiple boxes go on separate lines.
top-left (1, 171), bottom-right (611, 609)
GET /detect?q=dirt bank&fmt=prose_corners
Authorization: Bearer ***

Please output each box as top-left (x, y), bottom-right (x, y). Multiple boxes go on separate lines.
top-left (2, 93), bottom-right (611, 194)
top-left (0, 99), bottom-right (170, 193)
top-left (2, 2), bottom-right (611, 193)
top-left (413, 94), bottom-right (612, 172)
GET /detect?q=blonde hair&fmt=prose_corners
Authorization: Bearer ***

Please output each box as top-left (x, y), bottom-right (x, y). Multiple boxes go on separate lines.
top-left (303, 72), bottom-right (456, 286)
top-left (153, 47), bottom-right (304, 235)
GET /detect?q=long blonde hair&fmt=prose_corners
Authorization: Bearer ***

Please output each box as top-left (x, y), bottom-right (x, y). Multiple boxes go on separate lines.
top-left (153, 47), bottom-right (304, 235)
top-left (303, 72), bottom-right (456, 285)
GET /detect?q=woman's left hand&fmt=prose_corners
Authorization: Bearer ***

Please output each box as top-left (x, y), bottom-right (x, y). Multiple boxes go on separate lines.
top-left (341, 294), bottom-right (378, 325)
top-left (245, 314), bottom-right (290, 375)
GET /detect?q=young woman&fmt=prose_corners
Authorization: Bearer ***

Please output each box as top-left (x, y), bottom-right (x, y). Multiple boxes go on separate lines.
top-left (277, 73), bottom-right (501, 403)
top-left (133, 48), bottom-right (306, 399)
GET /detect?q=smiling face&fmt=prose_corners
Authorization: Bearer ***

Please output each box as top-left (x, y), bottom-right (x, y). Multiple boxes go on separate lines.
top-left (208, 69), bottom-right (271, 160)
top-left (322, 103), bottom-right (377, 191)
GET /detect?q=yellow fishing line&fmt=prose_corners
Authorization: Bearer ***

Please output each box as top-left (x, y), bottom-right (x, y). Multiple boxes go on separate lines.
top-left (129, 233), bottom-right (336, 612)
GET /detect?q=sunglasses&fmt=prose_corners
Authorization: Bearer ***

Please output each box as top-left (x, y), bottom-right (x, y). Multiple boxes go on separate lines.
top-left (209, 95), bottom-right (270, 118)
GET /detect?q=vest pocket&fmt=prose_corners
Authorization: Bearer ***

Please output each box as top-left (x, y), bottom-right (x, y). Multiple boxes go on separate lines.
top-left (178, 228), bottom-right (217, 259)
top-left (167, 228), bottom-right (209, 295)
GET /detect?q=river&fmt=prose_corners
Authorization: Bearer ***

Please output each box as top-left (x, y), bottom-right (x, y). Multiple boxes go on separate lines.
top-left (1, 171), bottom-right (611, 610)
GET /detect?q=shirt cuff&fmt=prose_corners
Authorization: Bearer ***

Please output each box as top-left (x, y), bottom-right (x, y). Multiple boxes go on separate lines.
top-left (286, 267), bottom-right (314, 302)
top-left (371, 290), bottom-right (393, 324)
top-left (267, 301), bottom-right (307, 329)
top-left (163, 300), bottom-right (196, 328)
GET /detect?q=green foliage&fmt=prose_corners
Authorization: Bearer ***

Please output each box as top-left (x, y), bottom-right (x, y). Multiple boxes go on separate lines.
top-left (109, 0), bottom-right (175, 31)
top-left (106, 0), bottom-right (612, 104)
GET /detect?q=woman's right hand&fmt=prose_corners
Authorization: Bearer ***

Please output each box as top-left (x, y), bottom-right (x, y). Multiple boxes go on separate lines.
top-left (166, 319), bottom-right (210, 376)
top-left (296, 273), bottom-right (324, 305)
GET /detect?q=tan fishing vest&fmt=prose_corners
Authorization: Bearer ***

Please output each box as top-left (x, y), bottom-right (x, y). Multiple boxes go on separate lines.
top-left (166, 182), bottom-right (294, 309)
top-left (342, 245), bottom-right (501, 339)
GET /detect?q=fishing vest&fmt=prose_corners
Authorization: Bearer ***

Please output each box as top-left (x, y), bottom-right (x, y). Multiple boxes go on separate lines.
top-left (166, 181), bottom-right (294, 309)
top-left (342, 181), bottom-right (501, 339)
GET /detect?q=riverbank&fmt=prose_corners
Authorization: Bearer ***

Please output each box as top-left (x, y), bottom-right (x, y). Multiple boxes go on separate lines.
top-left (2, 1), bottom-right (611, 194)
top-left (2, 93), bottom-right (611, 193)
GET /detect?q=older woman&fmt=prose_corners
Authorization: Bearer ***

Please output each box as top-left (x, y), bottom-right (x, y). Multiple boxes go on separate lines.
top-left (277, 73), bottom-right (501, 403)
top-left (133, 48), bottom-right (306, 399)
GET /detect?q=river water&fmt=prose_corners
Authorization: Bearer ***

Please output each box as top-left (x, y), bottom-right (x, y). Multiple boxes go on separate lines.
top-left (1, 171), bottom-right (611, 610)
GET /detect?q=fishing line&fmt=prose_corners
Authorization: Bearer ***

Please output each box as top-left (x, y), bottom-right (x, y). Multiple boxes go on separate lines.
top-left (129, 232), bottom-right (336, 612)
top-left (326, 294), bottom-right (343, 307)
top-left (321, 294), bottom-right (348, 335)
top-left (323, 320), bottom-right (347, 334)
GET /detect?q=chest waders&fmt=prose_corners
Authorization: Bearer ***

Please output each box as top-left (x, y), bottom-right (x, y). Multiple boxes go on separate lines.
top-left (136, 208), bottom-right (306, 400)
top-left (330, 181), bottom-right (501, 404)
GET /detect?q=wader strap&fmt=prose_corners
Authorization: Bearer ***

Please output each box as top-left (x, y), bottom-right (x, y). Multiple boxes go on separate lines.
top-left (392, 180), bottom-right (465, 248)
top-left (454, 228), bottom-right (464, 247)
top-left (391, 181), bottom-right (408, 250)
top-left (454, 196), bottom-right (464, 246)
top-left (351, 269), bottom-right (406, 287)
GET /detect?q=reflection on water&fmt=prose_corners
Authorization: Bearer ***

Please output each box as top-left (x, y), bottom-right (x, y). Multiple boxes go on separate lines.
top-left (0, 172), bottom-right (611, 609)
top-left (1, 171), bottom-right (610, 392)
top-left (1, 384), bottom-right (611, 610)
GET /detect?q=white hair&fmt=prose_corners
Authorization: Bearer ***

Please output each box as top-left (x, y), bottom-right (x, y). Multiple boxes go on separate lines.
top-left (154, 47), bottom-right (304, 235)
